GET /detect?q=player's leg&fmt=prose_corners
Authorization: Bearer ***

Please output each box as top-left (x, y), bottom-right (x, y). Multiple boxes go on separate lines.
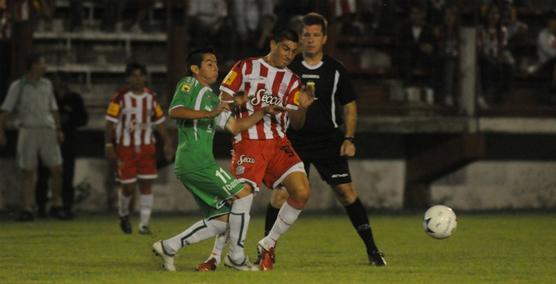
top-left (224, 183), bottom-right (257, 270)
top-left (137, 179), bottom-right (153, 234)
top-left (265, 187), bottom-right (288, 236)
top-left (154, 214), bottom-right (229, 272)
top-left (258, 171), bottom-right (310, 271)
top-left (196, 230), bottom-right (228, 272)
top-left (263, 153), bottom-right (311, 236)
top-left (115, 146), bottom-right (138, 234)
top-left (137, 144), bottom-right (158, 234)
top-left (118, 182), bottom-right (135, 234)
top-left (332, 182), bottom-right (386, 266)
top-left (39, 129), bottom-right (64, 218)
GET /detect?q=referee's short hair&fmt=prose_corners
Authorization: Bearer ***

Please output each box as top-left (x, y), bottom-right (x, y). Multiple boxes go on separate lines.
top-left (125, 61), bottom-right (147, 76)
top-left (272, 28), bottom-right (298, 43)
top-left (302, 12), bottom-right (328, 35)
top-left (186, 47), bottom-right (216, 75)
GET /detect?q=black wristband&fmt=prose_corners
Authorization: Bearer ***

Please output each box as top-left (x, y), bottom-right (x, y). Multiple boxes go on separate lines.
top-left (344, 136), bottom-right (354, 142)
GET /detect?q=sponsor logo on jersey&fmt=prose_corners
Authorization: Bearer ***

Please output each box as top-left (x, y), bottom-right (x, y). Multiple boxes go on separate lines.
top-left (250, 88), bottom-right (283, 106)
top-left (180, 83), bottom-right (191, 93)
top-left (223, 70), bottom-right (238, 85)
top-left (236, 165), bottom-right (245, 175)
top-left (245, 75), bottom-right (266, 83)
top-left (302, 74), bottom-right (320, 79)
top-left (331, 173), bottom-right (349, 178)
top-left (107, 102), bottom-right (121, 116)
top-left (237, 155), bottom-right (255, 165)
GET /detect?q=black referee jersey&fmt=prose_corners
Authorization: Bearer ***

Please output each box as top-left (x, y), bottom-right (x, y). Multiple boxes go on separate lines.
top-left (287, 54), bottom-right (358, 144)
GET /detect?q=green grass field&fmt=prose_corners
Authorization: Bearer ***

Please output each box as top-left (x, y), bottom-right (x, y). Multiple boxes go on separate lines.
top-left (1, 212), bottom-right (555, 284)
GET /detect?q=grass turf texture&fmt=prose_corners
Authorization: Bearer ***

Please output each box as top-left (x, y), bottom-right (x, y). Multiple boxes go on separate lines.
top-left (1, 213), bottom-right (555, 284)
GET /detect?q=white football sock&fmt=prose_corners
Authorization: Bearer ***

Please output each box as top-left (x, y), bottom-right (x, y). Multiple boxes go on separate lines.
top-left (164, 219), bottom-right (227, 255)
top-left (228, 194), bottom-right (253, 262)
top-left (208, 230), bottom-right (229, 265)
top-left (139, 194), bottom-right (153, 227)
top-left (118, 190), bottom-right (131, 217)
top-left (260, 201), bottom-right (302, 250)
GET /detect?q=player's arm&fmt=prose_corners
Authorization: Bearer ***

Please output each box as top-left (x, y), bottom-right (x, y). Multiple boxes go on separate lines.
top-left (155, 122), bottom-right (174, 162)
top-left (169, 103), bottom-right (227, 120)
top-left (288, 85), bottom-right (316, 130)
top-left (104, 121), bottom-right (117, 161)
top-left (224, 105), bottom-right (284, 135)
top-left (341, 101), bottom-right (357, 157)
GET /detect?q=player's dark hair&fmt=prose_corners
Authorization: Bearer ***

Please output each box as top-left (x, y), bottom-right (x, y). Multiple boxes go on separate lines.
top-left (26, 52), bottom-right (44, 71)
top-left (272, 28), bottom-right (298, 43)
top-left (302, 12), bottom-right (328, 35)
top-left (125, 61), bottom-right (147, 76)
top-left (186, 47), bottom-right (216, 75)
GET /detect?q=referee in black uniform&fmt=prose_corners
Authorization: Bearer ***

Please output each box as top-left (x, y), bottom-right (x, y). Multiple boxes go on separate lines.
top-left (263, 13), bottom-right (386, 266)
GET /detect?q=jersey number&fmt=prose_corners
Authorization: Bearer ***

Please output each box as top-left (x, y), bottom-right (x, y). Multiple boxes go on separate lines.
top-left (215, 168), bottom-right (232, 183)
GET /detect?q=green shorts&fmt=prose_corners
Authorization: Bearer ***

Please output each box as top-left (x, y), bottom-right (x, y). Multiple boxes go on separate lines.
top-left (177, 163), bottom-right (244, 219)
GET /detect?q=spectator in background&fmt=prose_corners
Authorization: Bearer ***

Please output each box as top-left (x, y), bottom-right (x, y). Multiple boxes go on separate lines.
top-left (0, 53), bottom-right (64, 222)
top-left (435, 6), bottom-right (460, 107)
top-left (477, 4), bottom-right (514, 108)
top-left (530, 9), bottom-right (556, 103)
top-left (358, 0), bottom-right (382, 34)
top-left (186, 0), bottom-right (228, 52)
top-left (36, 74), bottom-right (88, 219)
top-left (396, 5), bottom-right (437, 104)
top-left (230, 0), bottom-right (274, 57)
top-left (426, 0), bottom-right (446, 29)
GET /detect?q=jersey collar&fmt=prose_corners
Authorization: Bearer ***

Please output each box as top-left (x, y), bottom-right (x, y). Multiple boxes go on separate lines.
top-left (301, 60), bottom-right (323, 70)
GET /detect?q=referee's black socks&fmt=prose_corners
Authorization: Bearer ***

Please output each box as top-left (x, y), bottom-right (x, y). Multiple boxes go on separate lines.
top-left (345, 198), bottom-right (379, 252)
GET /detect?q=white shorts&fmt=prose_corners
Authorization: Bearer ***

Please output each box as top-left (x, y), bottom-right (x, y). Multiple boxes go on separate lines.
top-left (17, 128), bottom-right (62, 170)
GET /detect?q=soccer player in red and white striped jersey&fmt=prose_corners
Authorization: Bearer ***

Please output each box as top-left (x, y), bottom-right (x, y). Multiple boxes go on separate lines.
top-left (199, 29), bottom-right (316, 271)
top-left (105, 62), bottom-right (173, 235)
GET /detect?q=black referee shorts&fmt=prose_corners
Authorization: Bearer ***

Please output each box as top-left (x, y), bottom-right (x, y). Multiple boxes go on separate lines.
top-left (291, 134), bottom-right (352, 186)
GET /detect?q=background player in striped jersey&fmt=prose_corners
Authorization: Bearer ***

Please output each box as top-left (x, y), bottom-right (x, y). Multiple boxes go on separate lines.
top-left (152, 47), bottom-right (284, 272)
top-left (104, 62), bottom-right (173, 235)
top-left (264, 13), bottom-right (386, 266)
top-left (199, 28), bottom-right (316, 271)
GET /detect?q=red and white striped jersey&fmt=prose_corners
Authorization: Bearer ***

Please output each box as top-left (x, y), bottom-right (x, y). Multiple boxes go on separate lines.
top-left (105, 87), bottom-right (165, 147)
top-left (220, 57), bottom-right (302, 142)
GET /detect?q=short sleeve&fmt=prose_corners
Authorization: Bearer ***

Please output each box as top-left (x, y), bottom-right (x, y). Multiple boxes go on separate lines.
top-left (151, 95), bottom-right (165, 125)
top-left (336, 64), bottom-right (358, 105)
top-left (1, 80), bottom-right (22, 113)
top-left (219, 60), bottom-right (244, 96)
top-left (284, 76), bottom-right (301, 111)
top-left (214, 109), bottom-right (232, 130)
top-left (169, 78), bottom-right (196, 112)
top-left (105, 93), bottom-right (122, 123)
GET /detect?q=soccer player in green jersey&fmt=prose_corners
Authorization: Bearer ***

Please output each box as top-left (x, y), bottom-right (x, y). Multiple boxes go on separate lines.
top-left (152, 47), bottom-right (283, 272)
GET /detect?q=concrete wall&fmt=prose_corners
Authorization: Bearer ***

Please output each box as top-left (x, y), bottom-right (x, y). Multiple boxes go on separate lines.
top-left (2, 158), bottom-right (556, 212)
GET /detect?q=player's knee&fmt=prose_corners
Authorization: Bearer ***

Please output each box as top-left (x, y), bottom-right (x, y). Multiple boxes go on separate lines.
top-left (288, 187), bottom-right (310, 208)
top-left (270, 188), bottom-right (289, 208)
top-left (334, 184), bottom-right (357, 205)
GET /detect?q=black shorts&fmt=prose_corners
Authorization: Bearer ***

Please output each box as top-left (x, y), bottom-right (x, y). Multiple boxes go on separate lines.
top-left (290, 132), bottom-right (352, 186)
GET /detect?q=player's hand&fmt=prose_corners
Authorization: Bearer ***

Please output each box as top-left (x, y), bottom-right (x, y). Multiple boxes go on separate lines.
top-left (233, 91), bottom-right (249, 105)
top-left (0, 131), bottom-right (6, 146)
top-left (207, 102), bottom-right (227, 118)
top-left (105, 145), bottom-right (117, 161)
top-left (298, 84), bottom-right (316, 109)
top-left (262, 105), bottom-right (285, 115)
top-left (163, 141), bottom-right (174, 162)
top-left (340, 139), bottom-right (356, 157)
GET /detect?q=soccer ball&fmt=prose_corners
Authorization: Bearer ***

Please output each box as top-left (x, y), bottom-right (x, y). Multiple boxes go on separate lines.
top-left (423, 205), bottom-right (457, 239)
